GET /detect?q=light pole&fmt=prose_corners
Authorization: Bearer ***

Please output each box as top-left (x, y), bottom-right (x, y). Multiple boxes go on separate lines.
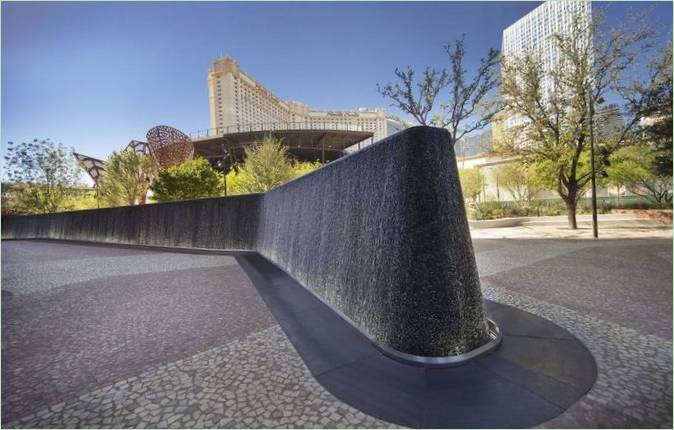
top-left (587, 92), bottom-right (598, 239)
top-left (220, 143), bottom-right (229, 197)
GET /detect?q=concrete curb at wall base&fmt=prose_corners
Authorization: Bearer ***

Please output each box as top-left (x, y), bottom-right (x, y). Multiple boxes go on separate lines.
top-left (1, 126), bottom-right (491, 359)
top-left (468, 217), bottom-right (530, 229)
top-left (468, 214), bottom-right (664, 229)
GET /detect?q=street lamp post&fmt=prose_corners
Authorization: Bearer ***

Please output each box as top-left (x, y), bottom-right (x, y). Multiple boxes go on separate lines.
top-left (220, 143), bottom-right (229, 197)
top-left (588, 93), bottom-right (598, 239)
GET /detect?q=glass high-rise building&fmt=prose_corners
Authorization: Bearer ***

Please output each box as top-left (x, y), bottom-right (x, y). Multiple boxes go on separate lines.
top-left (501, 0), bottom-right (592, 127)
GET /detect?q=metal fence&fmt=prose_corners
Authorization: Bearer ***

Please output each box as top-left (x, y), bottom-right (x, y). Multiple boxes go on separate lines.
top-left (189, 122), bottom-right (366, 139)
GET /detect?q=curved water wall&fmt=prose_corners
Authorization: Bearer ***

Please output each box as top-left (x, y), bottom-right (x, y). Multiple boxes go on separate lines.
top-left (2, 127), bottom-right (491, 358)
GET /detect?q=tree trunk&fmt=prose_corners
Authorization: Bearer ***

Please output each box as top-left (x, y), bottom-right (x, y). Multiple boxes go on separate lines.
top-left (565, 198), bottom-right (578, 229)
top-left (558, 172), bottom-right (579, 229)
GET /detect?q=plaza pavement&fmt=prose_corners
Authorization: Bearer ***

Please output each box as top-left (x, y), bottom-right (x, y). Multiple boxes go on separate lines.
top-left (1, 229), bottom-right (672, 428)
top-left (470, 214), bottom-right (672, 240)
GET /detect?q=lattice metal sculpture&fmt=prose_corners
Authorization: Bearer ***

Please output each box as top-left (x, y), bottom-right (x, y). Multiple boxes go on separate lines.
top-left (73, 152), bottom-right (106, 186)
top-left (146, 126), bottom-right (194, 170)
top-left (125, 140), bottom-right (149, 156)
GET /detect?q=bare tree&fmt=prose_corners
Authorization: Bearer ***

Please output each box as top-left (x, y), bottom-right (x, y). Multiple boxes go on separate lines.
top-left (377, 35), bottom-right (500, 144)
top-left (437, 36), bottom-right (501, 143)
top-left (377, 67), bottom-right (448, 127)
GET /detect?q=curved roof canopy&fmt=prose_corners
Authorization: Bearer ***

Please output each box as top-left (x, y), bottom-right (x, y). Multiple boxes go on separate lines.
top-left (192, 128), bottom-right (372, 163)
top-left (75, 124), bottom-right (371, 182)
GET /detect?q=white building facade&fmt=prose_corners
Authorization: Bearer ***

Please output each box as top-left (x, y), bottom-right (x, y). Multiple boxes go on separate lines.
top-left (464, 1), bottom-right (630, 204)
top-left (501, 0), bottom-right (592, 128)
top-left (207, 57), bottom-right (389, 145)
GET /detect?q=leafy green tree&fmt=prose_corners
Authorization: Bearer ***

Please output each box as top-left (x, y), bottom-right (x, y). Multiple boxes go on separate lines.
top-left (458, 168), bottom-right (485, 203)
top-left (227, 136), bottom-right (296, 194)
top-left (98, 150), bottom-right (152, 206)
top-left (3, 139), bottom-right (82, 214)
top-left (500, 9), bottom-right (663, 228)
top-left (607, 144), bottom-right (672, 206)
top-left (494, 162), bottom-right (543, 204)
top-left (150, 157), bottom-right (223, 202)
top-left (225, 158), bottom-right (321, 196)
top-left (639, 43), bottom-right (673, 177)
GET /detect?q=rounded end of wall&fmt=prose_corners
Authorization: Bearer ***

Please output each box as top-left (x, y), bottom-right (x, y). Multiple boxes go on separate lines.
top-left (373, 318), bottom-right (502, 368)
top-left (399, 125), bottom-right (453, 145)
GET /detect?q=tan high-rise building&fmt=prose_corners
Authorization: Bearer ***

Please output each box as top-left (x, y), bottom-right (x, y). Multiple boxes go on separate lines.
top-left (207, 57), bottom-right (388, 145)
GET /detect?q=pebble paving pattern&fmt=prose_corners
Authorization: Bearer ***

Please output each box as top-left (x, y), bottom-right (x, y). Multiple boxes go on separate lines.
top-left (2, 241), bottom-right (394, 429)
top-left (475, 238), bottom-right (672, 428)
top-left (6, 327), bottom-right (390, 429)
top-left (3, 265), bottom-right (276, 422)
top-left (3, 238), bottom-right (672, 428)
top-left (483, 284), bottom-right (672, 428)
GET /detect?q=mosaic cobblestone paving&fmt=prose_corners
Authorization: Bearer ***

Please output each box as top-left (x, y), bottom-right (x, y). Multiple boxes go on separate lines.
top-left (6, 327), bottom-right (392, 429)
top-left (482, 284), bottom-right (672, 428)
top-left (475, 238), bottom-right (672, 428)
top-left (2, 238), bottom-right (672, 428)
top-left (1, 241), bottom-right (395, 428)
top-left (2, 265), bottom-right (276, 422)
top-left (2, 251), bottom-right (237, 295)
top-left (482, 242), bottom-right (672, 338)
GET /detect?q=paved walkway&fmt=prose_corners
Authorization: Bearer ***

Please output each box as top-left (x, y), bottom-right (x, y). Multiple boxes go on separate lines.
top-left (470, 219), bottom-right (672, 240)
top-left (1, 241), bottom-right (388, 428)
top-left (2, 238), bottom-right (672, 428)
top-left (473, 238), bottom-right (672, 427)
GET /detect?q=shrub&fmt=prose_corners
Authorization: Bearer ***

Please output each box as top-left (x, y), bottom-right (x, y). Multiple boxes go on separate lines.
top-left (227, 136), bottom-right (295, 195)
top-left (98, 150), bottom-right (152, 206)
top-left (150, 157), bottom-right (224, 202)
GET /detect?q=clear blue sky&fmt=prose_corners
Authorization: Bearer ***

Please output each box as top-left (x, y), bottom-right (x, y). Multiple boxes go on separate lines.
top-left (2, 1), bottom-right (672, 160)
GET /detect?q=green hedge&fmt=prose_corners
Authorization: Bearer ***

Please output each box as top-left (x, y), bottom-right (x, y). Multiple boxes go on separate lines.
top-left (468, 197), bottom-right (670, 220)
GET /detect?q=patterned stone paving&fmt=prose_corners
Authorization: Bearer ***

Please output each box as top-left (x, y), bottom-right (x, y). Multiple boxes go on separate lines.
top-left (474, 238), bottom-right (672, 428)
top-left (1, 241), bottom-right (395, 429)
top-left (2, 238), bottom-right (672, 428)
top-left (6, 327), bottom-right (390, 429)
top-left (482, 285), bottom-right (672, 428)
top-left (2, 265), bottom-right (276, 422)
top-left (481, 241), bottom-right (672, 338)
top-left (2, 251), bottom-right (235, 295)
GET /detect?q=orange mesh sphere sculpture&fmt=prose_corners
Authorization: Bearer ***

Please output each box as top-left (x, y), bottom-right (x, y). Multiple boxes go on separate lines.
top-left (146, 126), bottom-right (194, 170)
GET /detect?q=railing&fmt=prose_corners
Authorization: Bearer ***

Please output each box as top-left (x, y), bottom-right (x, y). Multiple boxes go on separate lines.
top-left (189, 122), bottom-right (366, 139)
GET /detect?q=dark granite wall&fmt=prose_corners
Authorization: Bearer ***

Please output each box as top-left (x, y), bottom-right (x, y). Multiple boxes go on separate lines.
top-left (2, 127), bottom-right (490, 357)
top-left (1, 194), bottom-right (261, 251)
top-left (256, 127), bottom-right (489, 356)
